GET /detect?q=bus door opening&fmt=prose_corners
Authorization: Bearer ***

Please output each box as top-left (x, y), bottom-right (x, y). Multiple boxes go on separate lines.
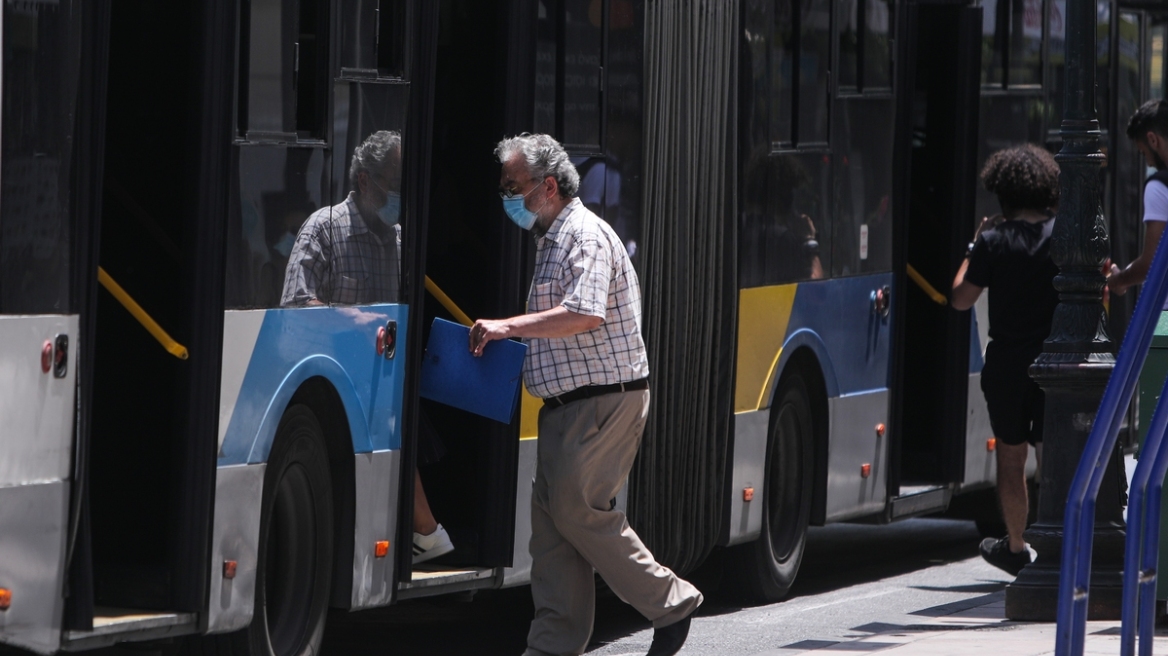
top-left (397, 0), bottom-right (528, 586)
top-left (79, 0), bottom-right (223, 620)
top-left (892, 3), bottom-right (981, 499)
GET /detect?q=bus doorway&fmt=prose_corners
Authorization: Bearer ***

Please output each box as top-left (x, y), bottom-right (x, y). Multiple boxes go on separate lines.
top-left (890, 3), bottom-right (982, 502)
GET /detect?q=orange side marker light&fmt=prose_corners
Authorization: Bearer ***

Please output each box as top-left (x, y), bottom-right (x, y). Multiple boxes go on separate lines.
top-left (223, 560), bottom-right (237, 580)
top-left (0, 588), bottom-right (12, 611)
top-left (875, 423), bottom-right (886, 438)
top-left (743, 487), bottom-right (755, 502)
top-left (861, 463), bottom-right (872, 479)
top-left (375, 540), bottom-right (390, 558)
top-left (987, 438), bottom-right (997, 452)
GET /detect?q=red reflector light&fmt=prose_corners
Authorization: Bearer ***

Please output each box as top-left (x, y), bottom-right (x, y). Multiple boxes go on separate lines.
top-left (375, 541), bottom-right (390, 558)
top-left (860, 463), bottom-right (871, 478)
top-left (987, 438), bottom-right (997, 452)
top-left (223, 560), bottom-right (237, 580)
top-left (875, 423), bottom-right (886, 438)
top-left (743, 487), bottom-right (754, 502)
top-left (0, 588), bottom-right (11, 611)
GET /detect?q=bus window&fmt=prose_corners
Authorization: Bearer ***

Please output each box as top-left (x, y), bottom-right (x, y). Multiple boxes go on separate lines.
top-left (864, 0), bottom-right (893, 89)
top-left (239, 0), bottom-right (329, 141)
top-left (377, 0), bottom-right (407, 77)
top-left (739, 152), bottom-right (829, 286)
top-left (798, 0), bottom-right (830, 144)
top-left (533, 0), bottom-right (604, 152)
top-left (832, 100), bottom-right (894, 277)
top-left (1, 2), bottom-right (77, 314)
top-left (770, 0), bottom-right (794, 147)
top-left (838, 0), bottom-right (859, 91)
top-left (982, 0), bottom-right (1041, 87)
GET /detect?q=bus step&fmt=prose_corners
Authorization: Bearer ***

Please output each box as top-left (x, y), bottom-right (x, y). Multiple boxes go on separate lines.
top-left (61, 607), bottom-right (197, 652)
top-left (890, 485), bottom-right (952, 520)
top-left (396, 566), bottom-right (497, 600)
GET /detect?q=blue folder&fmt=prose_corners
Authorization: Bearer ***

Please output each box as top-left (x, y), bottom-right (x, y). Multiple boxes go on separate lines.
top-left (418, 318), bottom-right (528, 424)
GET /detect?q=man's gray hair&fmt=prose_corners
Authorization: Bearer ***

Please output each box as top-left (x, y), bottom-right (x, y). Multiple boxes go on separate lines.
top-left (495, 133), bottom-right (580, 198)
top-left (349, 130), bottom-right (402, 190)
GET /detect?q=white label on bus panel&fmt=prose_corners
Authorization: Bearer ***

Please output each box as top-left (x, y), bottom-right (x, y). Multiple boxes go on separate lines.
top-left (860, 224), bottom-right (869, 260)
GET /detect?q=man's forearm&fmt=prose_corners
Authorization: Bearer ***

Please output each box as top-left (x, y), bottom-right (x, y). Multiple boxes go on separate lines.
top-left (500, 306), bottom-right (602, 339)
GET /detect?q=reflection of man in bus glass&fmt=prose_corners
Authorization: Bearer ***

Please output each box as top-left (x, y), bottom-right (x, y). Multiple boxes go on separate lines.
top-left (767, 156), bottom-right (823, 282)
top-left (471, 133), bottom-right (703, 656)
top-left (279, 130), bottom-right (454, 563)
top-left (1108, 99), bottom-right (1168, 298)
top-left (950, 144), bottom-right (1060, 577)
top-left (280, 130), bottom-right (402, 306)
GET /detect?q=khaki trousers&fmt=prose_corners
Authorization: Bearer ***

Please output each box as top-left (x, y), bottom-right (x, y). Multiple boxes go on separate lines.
top-left (524, 389), bottom-right (703, 656)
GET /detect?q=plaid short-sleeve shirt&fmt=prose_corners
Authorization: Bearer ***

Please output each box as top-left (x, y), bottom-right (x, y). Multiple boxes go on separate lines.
top-left (523, 198), bottom-right (649, 398)
top-left (281, 192), bottom-right (400, 306)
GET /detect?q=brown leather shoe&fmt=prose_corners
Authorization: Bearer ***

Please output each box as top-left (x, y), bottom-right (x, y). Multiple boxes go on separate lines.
top-left (646, 615), bottom-right (691, 656)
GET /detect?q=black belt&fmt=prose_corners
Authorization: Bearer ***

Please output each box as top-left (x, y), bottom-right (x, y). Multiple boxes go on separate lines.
top-left (544, 378), bottom-right (649, 408)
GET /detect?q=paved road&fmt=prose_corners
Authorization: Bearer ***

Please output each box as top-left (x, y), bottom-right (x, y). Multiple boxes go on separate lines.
top-left (322, 517), bottom-right (1011, 654)
top-left (0, 517), bottom-right (1007, 655)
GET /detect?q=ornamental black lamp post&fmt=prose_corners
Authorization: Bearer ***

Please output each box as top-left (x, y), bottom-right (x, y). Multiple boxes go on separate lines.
top-left (1004, 0), bottom-right (1127, 621)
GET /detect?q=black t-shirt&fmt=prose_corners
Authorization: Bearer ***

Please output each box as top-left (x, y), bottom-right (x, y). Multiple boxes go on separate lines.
top-left (964, 217), bottom-right (1059, 357)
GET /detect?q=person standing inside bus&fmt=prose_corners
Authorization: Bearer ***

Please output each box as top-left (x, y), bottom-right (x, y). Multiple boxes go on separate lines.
top-left (1108, 99), bottom-right (1168, 298)
top-left (470, 133), bottom-right (702, 656)
top-left (281, 130), bottom-right (455, 564)
top-left (951, 144), bottom-right (1060, 576)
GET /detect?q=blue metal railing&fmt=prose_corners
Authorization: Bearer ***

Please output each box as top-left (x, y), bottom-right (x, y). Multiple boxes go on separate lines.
top-left (1056, 232), bottom-right (1168, 656)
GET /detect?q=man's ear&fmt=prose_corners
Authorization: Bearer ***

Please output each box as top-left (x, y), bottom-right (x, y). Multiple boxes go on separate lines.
top-left (545, 176), bottom-right (559, 198)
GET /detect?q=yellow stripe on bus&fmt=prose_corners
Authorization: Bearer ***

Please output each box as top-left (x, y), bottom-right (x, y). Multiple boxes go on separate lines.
top-left (519, 385), bottom-right (541, 440)
top-left (734, 285), bottom-right (797, 412)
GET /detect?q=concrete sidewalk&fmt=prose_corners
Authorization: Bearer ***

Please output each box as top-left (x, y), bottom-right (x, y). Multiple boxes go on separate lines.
top-left (772, 591), bottom-right (1168, 655)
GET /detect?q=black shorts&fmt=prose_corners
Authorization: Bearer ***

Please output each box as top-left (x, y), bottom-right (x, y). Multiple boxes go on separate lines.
top-left (981, 355), bottom-right (1044, 447)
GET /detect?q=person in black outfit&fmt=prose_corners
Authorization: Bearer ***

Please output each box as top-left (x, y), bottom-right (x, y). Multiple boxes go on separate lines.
top-left (951, 143), bottom-right (1060, 576)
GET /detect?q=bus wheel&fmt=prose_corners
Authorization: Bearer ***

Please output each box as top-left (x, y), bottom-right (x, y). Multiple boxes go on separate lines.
top-left (249, 404), bottom-right (334, 656)
top-left (727, 374), bottom-right (814, 604)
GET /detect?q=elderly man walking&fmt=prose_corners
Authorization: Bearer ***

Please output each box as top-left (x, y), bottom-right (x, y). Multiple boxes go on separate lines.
top-left (469, 133), bottom-right (702, 656)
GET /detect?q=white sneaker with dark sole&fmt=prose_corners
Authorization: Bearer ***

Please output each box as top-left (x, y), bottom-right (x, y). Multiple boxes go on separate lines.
top-left (413, 524), bottom-right (455, 564)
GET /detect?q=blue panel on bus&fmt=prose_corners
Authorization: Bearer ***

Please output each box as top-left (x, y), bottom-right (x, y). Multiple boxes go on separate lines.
top-left (785, 273), bottom-right (894, 396)
top-left (218, 304), bottom-right (409, 465)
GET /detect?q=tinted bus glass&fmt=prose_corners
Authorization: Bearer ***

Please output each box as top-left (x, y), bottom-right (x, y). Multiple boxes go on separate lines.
top-left (833, 99), bottom-right (893, 276)
top-left (798, 0), bottom-right (830, 143)
top-left (771, 0), bottom-right (794, 145)
top-left (982, 0), bottom-right (1007, 86)
top-left (563, 0), bottom-right (602, 150)
top-left (839, 0), bottom-right (859, 90)
top-left (1009, 0), bottom-right (1042, 86)
top-left (1, 2), bottom-right (78, 314)
top-left (864, 0), bottom-right (893, 89)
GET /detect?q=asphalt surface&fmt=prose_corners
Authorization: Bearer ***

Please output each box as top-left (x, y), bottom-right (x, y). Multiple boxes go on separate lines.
top-left (321, 517), bottom-right (1008, 655)
top-left (0, 517), bottom-right (1006, 655)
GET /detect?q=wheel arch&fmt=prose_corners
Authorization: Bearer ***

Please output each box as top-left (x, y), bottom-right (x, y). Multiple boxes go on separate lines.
top-left (286, 377), bottom-right (357, 609)
top-left (772, 346), bottom-right (830, 527)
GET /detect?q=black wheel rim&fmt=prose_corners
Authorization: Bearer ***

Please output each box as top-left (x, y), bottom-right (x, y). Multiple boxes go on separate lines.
top-left (264, 460), bottom-right (318, 655)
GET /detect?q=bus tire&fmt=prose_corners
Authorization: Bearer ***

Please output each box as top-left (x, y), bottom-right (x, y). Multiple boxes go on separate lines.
top-left (727, 374), bottom-right (814, 604)
top-left (248, 404), bottom-right (334, 656)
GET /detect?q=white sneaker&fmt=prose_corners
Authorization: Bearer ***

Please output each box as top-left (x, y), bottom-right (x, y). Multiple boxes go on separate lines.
top-left (413, 524), bottom-right (454, 564)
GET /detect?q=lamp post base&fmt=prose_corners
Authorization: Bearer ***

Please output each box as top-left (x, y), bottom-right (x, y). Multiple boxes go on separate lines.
top-left (1004, 522), bottom-right (1126, 621)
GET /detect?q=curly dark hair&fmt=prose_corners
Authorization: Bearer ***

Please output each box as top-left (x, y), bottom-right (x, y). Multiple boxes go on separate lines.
top-left (980, 144), bottom-right (1059, 213)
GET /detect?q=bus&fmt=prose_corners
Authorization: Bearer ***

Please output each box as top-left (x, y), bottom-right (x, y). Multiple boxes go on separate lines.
top-left (0, 0), bottom-right (1159, 653)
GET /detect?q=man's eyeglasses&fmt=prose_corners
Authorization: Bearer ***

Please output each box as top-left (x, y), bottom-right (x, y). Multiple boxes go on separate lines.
top-left (498, 178), bottom-right (543, 200)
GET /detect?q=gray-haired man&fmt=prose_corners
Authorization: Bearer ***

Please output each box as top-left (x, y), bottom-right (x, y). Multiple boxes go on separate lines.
top-left (470, 134), bottom-right (702, 656)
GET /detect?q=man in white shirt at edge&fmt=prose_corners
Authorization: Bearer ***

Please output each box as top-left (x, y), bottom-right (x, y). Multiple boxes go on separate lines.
top-left (1109, 99), bottom-right (1168, 297)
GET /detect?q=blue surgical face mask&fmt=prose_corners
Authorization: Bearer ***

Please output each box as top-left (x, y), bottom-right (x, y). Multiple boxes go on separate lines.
top-left (502, 195), bottom-right (539, 230)
top-left (377, 191), bottom-right (401, 227)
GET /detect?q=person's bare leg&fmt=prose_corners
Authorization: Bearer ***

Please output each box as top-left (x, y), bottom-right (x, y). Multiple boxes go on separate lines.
top-left (414, 471), bottom-right (439, 536)
top-left (996, 441), bottom-right (1029, 553)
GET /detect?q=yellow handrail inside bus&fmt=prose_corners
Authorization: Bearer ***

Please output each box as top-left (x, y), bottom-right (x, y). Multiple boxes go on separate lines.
top-left (425, 275), bottom-right (474, 327)
top-left (906, 264), bottom-right (948, 306)
top-left (97, 267), bottom-right (190, 360)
